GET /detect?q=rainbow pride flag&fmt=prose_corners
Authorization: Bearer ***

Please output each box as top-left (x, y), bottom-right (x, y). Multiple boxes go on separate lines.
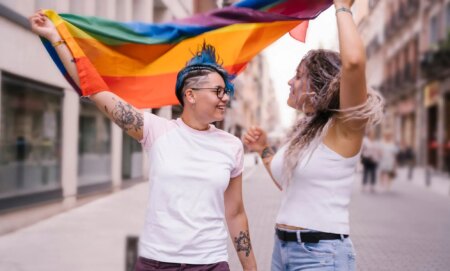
top-left (43, 0), bottom-right (332, 108)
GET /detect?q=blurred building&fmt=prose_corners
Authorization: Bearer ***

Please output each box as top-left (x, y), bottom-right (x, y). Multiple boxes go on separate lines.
top-left (0, 0), bottom-right (220, 235)
top-left (225, 55), bottom-right (281, 140)
top-left (355, 0), bottom-right (450, 174)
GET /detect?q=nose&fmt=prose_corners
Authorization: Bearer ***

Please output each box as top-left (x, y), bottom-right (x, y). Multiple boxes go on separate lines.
top-left (288, 76), bottom-right (294, 87)
top-left (221, 92), bottom-right (230, 102)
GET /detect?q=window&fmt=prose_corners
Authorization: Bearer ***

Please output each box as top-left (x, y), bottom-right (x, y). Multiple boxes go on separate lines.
top-left (122, 132), bottom-right (142, 180)
top-left (0, 73), bottom-right (62, 201)
top-left (430, 15), bottom-right (439, 45)
top-left (446, 3), bottom-right (450, 31)
top-left (78, 100), bottom-right (112, 188)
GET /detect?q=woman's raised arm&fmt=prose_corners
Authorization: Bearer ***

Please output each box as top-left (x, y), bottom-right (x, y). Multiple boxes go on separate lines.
top-left (334, 0), bottom-right (367, 111)
top-left (29, 11), bottom-right (144, 141)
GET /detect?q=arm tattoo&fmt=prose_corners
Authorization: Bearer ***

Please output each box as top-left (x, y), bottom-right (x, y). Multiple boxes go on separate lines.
top-left (110, 99), bottom-right (143, 132)
top-left (234, 231), bottom-right (252, 257)
top-left (261, 146), bottom-right (274, 159)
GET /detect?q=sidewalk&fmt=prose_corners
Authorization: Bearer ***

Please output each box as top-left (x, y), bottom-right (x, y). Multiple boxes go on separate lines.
top-left (0, 154), bottom-right (268, 271)
top-left (1, 156), bottom-right (449, 271)
top-left (350, 168), bottom-right (450, 270)
top-left (395, 166), bottom-right (450, 197)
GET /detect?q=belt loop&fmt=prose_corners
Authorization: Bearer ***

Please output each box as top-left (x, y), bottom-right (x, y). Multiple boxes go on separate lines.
top-left (340, 234), bottom-right (344, 241)
top-left (296, 231), bottom-right (302, 243)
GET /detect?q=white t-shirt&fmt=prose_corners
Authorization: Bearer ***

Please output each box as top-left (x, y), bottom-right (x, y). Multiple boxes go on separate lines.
top-left (271, 143), bottom-right (360, 235)
top-left (138, 112), bottom-right (243, 264)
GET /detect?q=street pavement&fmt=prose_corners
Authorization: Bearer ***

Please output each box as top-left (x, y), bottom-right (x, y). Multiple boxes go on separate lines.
top-left (1, 155), bottom-right (450, 271)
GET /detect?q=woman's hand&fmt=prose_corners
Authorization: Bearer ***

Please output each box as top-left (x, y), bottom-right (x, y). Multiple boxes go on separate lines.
top-left (242, 126), bottom-right (268, 153)
top-left (334, 0), bottom-right (355, 8)
top-left (29, 10), bottom-right (60, 42)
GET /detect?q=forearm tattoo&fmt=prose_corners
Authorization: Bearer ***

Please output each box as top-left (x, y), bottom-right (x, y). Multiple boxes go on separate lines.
top-left (234, 231), bottom-right (252, 257)
top-left (109, 98), bottom-right (143, 132)
top-left (261, 146), bottom-right (274, 159)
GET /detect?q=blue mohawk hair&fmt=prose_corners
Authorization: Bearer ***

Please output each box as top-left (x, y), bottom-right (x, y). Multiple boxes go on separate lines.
top-left (175, 42), bottom-right (235, 106)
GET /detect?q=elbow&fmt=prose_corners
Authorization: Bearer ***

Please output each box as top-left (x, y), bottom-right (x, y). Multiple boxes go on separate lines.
top-left (342, 51), bottom-right (366, 71)
top-left (226, 206), bottom-right (245, 221)
top-left (342, 57), bottom-right (365, 71)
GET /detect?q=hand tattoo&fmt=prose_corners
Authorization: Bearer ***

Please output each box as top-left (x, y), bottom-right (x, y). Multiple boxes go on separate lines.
top-left (261, 146), bottom-right (274, 159)
top-left (234, 231), bottom-right (252, 257)
top-left (110, 99), bottom-right (143, 132)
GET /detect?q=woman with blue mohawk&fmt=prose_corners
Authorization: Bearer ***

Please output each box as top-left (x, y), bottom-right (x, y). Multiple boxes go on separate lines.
top-left (30, 11), bottom-right (257, 271)
top-left (135, 43), bottom-right (258, 271)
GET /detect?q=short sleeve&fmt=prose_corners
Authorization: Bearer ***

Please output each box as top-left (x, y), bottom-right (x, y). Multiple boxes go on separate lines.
top-left (139, 112), bottom-right (173, 150)
top-left (230, 142), bottom-right (244, 178)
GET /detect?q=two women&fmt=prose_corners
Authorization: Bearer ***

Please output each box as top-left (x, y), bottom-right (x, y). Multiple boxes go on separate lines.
top-left (243, 0), bottom-right (383, 270)
top-left (29, 11), bottom-right (257, 271)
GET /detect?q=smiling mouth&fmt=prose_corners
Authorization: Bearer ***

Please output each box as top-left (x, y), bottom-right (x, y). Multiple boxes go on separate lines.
top-left (216, 105), bottom-right (226, 110)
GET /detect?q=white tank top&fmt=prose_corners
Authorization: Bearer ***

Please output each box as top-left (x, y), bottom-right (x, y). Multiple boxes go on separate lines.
top-left (270, 142), bottom-right (360, 234)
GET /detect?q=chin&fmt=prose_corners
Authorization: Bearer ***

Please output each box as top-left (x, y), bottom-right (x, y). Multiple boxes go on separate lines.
top-left (214, 115), bottom-right (225, 122)
top-left (286, 99), bottom-right (297, 110)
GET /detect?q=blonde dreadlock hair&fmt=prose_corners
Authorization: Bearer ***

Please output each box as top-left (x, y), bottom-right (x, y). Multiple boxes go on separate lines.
top-left (282, 49), bottom-right (384, 185)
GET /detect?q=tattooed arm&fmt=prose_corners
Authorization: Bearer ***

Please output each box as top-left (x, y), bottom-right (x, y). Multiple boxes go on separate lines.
top-left (243, 126), bottom-right (281, 190)
top-left (29, 11), bottom-right (144, 141)
top-left (89, 92), bottom-right (144, 141)
top-left (258, 146), bottom-right (281, 190)
top-left (224, 175), bottom-right (257, 271)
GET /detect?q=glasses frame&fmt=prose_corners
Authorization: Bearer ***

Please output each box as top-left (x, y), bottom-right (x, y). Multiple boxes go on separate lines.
top-left (190, 86), bottom-right (232, 100)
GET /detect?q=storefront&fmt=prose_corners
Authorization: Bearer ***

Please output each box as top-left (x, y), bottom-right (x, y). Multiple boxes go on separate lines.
top-left (397, 98), bottom-right (416, 147)
top-left (0, 73), bottom-right (63, 210)
top-left (445, 93), bottom-right (450, 173)
top-left (122, 132), bottom-right (143, 181)
top-left (77, 99), bottom-right (112, 194)
top-left (424, 81), bottom-right (440, 169)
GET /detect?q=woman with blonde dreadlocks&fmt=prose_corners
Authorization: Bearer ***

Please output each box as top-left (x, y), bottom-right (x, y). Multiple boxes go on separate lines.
top-left (243, 0), bottom-right (383, 270)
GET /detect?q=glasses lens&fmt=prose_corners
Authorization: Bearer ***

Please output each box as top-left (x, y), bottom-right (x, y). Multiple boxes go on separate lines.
top-left (217, 87), bottom-right (226, 99)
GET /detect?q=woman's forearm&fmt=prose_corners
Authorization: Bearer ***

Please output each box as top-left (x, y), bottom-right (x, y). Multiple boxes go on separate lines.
top-left (334, 2), bottom-right (365, 70)
top-left (47, 32), bottom-right (81, 87)
top-left (334, 0), bottom-right (368, 111)
top-left (258, 146), bottom-right (282, 190)
top-left (226, 212), bottom-right (257, 271)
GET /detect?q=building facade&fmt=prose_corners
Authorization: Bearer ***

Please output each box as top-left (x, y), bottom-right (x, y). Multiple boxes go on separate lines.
top-left (355, 0), bottom-right (450, 174)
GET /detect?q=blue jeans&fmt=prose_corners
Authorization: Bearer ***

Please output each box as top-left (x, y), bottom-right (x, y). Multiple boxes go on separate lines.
top-left (271, 230), bottom-right (356, 271)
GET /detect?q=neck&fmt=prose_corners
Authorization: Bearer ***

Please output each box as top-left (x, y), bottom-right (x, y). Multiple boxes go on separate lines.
top-left (181, 112), bottom-right (210, 131)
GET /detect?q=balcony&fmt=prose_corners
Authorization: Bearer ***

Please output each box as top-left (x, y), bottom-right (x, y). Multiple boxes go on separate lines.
top-left (384, 0), bottom-right (420, 42)
top-left (381, 62), bottom-right (418, 101)
top-left (421, 33), bottom-right (450, 80)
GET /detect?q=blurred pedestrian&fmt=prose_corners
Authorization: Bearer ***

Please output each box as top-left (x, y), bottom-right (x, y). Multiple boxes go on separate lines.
top-left (445, 139), bottom-right (450, 174)
top-left (379, 132), bottom-right (398, 191)
top-left (361, 130), bottom-right (380, 193)
top-left (29, 11), bottom-right (257, 271)
top-left (242, 0), bottom-right (383, 270)
top-left (15, 136), bottom-right (27, 188)
top-left (398, 141), bottom-right (415, 180)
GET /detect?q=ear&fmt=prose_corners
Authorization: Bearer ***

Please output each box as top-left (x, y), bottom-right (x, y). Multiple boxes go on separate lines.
top-left (184, 89), bottom-right (196, 104)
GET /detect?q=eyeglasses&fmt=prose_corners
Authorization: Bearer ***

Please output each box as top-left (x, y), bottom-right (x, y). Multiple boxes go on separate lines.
top-left (191, 86), bottom-right (232, 99)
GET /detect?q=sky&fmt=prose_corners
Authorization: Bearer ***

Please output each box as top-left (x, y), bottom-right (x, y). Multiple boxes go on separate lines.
top-left (262, 6), bottom-right (339, 129)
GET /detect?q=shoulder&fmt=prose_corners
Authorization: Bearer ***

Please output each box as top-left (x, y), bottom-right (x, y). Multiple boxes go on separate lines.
top-left (213, 129), bottom-right (244, 155)
top-left (214, 129), bottom-right (242, 144)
